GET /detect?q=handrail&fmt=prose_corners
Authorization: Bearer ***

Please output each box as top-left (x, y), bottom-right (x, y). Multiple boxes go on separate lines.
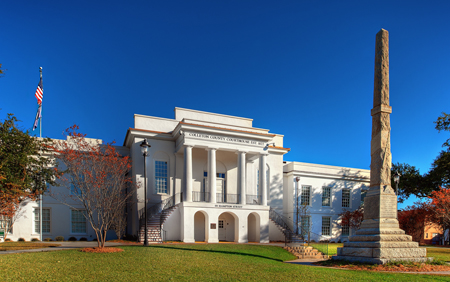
top-left (269, 207), bottom-right (304, 245)
top-left (138, 192), bottom-right (183, 229)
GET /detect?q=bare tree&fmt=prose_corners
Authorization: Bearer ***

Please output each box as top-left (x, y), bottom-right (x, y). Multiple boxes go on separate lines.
top-left (51, 125), bottom-right (137, 248)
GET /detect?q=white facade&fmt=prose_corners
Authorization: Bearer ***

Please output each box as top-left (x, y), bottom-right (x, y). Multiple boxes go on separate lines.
top-left (3, 108), bottom-right (369, 243)
top-left (283, 162), bottom-right (369, 242)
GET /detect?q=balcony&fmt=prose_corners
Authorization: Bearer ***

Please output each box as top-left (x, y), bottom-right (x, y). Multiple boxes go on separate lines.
top-left (192, 192), bottom-right (262, 205)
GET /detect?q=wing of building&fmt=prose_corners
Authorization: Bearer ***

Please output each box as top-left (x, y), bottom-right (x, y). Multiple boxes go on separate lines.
top-left (2, 107), bottom-right (370, 243)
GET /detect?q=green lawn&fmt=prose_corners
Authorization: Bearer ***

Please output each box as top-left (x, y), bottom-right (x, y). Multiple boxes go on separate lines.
top-left (426, 247), bottom-right (450, 262)
top-left (1, 244), bottom-right (448, 281)
top-left (310, 243), bottom-right (343, 256)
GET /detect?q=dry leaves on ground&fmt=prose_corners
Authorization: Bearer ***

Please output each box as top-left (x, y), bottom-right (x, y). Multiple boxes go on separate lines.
top-left (80, 247), bottom-right (124, 253)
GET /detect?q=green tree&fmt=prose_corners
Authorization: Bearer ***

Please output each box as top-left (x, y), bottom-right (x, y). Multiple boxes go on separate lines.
top-left (0, 113), bottom-right (58, 207)
top-left (391, 163), bottom-right (435, 203)
top-left (392, 112), bottom-right (450, 202)
top-left (435, 112), bottom-right (450, 149)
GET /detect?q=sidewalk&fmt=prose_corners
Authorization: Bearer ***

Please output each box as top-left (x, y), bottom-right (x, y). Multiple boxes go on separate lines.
top-left (0, 241), bottom-right (128, 255)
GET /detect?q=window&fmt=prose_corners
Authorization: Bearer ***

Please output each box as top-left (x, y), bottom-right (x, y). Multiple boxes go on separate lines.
top-left (301, 186), bottom-right (311, 206)
top-left (342, 189), bottom-right (350, 208)
top-left (322, 217), bottom-right (331, 236)
top-left (342, 224), bottom-right (349, 236)
top-left (155, 161), bottom-right (168, 194)
top-left (204, 172), bottom-right (225, 178)
top-left (34, 208), bottom-right (51, 234)
top-left (71, 210), bottom-right (86, 234)
top-left (218, 220), bottom-right (224, 229)
top-left (426, 233), bottom-right (429, 239)
top-left (322, 187), bottom-right (331, 207)
top-left (360, 190), bottom-right (367, 206)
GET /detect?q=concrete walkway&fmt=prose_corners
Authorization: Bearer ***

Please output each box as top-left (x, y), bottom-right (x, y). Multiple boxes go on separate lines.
top-left (0, 241), bottom-right (127, 255)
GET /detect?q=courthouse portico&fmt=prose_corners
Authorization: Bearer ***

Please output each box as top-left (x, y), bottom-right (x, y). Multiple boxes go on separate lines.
top-left (124, 107), bottom-right (289, 243)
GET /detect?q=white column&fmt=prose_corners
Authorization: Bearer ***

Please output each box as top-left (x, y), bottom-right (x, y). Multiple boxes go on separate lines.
top-left (237, 151), bottom-right (246, 205)
top-left (207, 148), bottom-right (217, 203)
top-left (259, 153), bottom-right (267, 206)
top-left (184, 146), bottom-right (193, 202)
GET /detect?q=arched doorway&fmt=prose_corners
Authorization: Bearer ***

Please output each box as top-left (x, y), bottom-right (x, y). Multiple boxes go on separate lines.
top-left (218, 212), bottom-right (238, 242)
top-left (194, 211), bottom-right (208, 242)
top-left (248, 212), bottom-right (261, 243)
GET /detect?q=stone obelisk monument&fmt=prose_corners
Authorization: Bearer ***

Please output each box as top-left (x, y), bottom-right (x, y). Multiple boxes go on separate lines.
top-left (333, 29), bottom-right (428, 264)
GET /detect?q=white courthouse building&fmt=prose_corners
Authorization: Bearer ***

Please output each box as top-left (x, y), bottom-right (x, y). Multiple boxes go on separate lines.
top-left (3, 108), bottom-right (369, 243)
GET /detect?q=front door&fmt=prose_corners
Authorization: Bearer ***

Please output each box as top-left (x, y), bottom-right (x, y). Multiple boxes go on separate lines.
top-left (218, 219), bottom-right (226, 241)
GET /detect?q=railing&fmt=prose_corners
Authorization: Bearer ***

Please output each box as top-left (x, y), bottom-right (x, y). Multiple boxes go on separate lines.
top-left (246, 195), bottom-right (261, 205)
top-left (269, 207), bottom-right (304, 245)
top-left (138, 192), bottom-right (183, 229)
top-left (193, 192), bottom-right (210, 202)
top-left (217, 193), bottom-right (238, 204)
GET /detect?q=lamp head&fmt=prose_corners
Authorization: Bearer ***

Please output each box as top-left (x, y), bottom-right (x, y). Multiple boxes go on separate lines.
top-left (393, 171), bottom-right (401, 184)
top-left (140, 138), bottom-right (150, 155)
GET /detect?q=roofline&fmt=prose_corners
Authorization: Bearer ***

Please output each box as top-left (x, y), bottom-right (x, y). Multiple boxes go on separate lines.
top-left (175, 107), bottom-right (253, 122)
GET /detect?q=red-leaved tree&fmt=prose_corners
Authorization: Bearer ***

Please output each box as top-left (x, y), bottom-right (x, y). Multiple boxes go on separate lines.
top-left (429, 186), bottom-right (450, 243)
top-left (339, 206), bottom-right (364, 231)
top-left (398, 201), bottom-right (434, 243)
top-left (51, 125), bottom-right (136, 248)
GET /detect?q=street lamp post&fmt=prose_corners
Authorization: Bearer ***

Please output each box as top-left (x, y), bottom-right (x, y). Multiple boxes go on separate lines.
top-left (393, 171), bottom-right (401, 196)
top-left (295, 177), bottom-right (300, 235)
top-left (140, 138), bottom-right (151, 246)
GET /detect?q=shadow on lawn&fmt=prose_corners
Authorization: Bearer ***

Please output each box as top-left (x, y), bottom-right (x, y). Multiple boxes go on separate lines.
top-left (147, 245), bottom-right (284, 262)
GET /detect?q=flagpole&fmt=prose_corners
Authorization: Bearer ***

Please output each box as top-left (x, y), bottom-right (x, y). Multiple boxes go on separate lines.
top-left (39, 66), bottom-right (43, 242)
top-left (39, 67), bottom-right (42, 139)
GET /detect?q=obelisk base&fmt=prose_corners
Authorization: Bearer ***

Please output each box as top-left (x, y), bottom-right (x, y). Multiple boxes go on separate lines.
top-left (333, 221), bottom-right (429, 264)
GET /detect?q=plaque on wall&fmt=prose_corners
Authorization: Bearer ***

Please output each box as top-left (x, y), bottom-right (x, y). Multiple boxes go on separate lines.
top-left (210, 223), bottom-right (216, 229)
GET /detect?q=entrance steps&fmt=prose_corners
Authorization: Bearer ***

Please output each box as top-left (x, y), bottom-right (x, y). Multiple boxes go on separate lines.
top-left (139, 205), bottom-right (177, 243)
top-left (284, 245), bottom-right (329, 259)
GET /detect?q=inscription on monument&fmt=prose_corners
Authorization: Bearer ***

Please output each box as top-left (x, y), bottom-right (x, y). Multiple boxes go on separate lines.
top-left (380, 196), bottom-right (397, 219)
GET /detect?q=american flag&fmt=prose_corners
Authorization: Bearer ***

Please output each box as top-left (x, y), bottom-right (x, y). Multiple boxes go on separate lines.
top-left (35, 78), bottom-right (43, 104)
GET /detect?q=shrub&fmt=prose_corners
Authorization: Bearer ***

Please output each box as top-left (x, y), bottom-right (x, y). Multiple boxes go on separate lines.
top-left (55, 236), bottom-right (64, 241)
top-left (79, 237), bottom-right (88, 241)
top-left (44, 238), bottom-right (53, 242)
top-left (124, 234), bottom-right (138, 242)
top-left (5, 238), bottom-right (11, 242)
top-left (18, 238), bottom-right (25, 242)
top-left (31, 238), bottom-right (40, 242)
top-left (68, 237), bottom-right (77, 241)
top-left (92, 238), bottom-right (98, 242)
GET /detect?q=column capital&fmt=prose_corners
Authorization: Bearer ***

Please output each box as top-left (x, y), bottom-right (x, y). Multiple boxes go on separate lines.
top-left (235, 150), bottom-right (247, 155)
top-left (205, 146), bottom-right (218, 151)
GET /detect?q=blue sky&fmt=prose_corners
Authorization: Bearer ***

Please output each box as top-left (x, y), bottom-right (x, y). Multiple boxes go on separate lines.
top-left (1, 1), bottom-right (449, 208)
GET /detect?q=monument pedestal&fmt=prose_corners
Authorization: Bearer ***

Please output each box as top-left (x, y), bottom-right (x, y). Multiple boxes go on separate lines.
top-left (334, 232), bottom-right (428, 264)
top-left (333, 185), bottom-right (428, 264)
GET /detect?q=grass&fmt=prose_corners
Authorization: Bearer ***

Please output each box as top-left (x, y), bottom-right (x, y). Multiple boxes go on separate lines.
top-left (309, 243), bottom-right (343, 256)
top-left (1, 244), bottom-right (448, 281)
top-left (426, 247), bottom-right (450, 262)
top-left (0, 242), bottom-right (61, 251)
